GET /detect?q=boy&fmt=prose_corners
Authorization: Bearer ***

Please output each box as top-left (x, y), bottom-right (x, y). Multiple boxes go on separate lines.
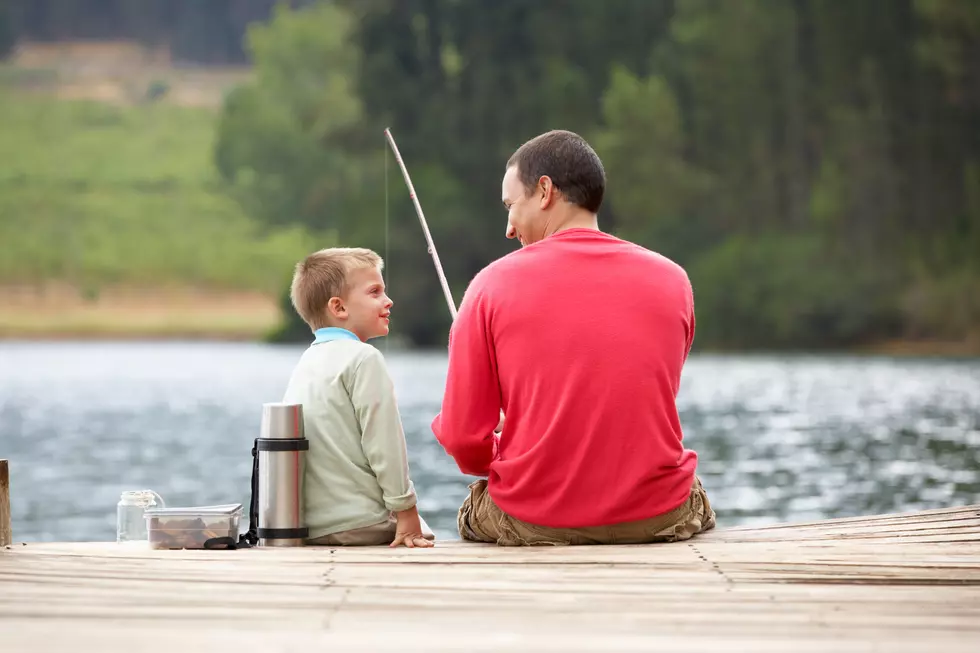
top-left (283, 247), bottom-right (434, 548)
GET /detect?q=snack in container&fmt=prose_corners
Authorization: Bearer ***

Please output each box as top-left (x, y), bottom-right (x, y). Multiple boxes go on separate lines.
top-left (144, 503), bottom-right (243, 550)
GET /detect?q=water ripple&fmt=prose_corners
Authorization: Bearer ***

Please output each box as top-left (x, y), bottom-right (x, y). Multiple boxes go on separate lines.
top-left (1, 343), bottom-right (978, 541)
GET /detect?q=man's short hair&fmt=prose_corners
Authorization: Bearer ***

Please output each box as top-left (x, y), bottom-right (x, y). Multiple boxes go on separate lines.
top-left (506, 129), bottom-right (606, 213)
top-left (290, 247), bottom-right (383, 330)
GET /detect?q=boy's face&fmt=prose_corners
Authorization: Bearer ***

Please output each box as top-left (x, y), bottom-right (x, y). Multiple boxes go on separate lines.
top-left (329, 266), bottom-right (392, 341)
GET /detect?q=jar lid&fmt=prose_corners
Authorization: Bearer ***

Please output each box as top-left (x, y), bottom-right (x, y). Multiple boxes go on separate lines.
top-left (120, 490), bottom-right (162, 507)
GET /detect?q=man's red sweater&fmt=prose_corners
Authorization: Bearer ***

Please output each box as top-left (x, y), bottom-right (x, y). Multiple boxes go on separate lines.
top-left (431, 228), bottom-right (698, 528)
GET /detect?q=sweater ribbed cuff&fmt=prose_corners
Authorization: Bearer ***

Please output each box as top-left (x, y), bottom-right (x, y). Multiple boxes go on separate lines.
top-left (384, 488), bottom-right (418, 513)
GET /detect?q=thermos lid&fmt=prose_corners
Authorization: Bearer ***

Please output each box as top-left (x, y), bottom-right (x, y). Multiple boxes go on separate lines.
top-left (260, 402), bottom-right (305, 440)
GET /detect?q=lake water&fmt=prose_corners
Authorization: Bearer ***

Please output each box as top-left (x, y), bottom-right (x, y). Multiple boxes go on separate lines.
top-left (2, 341), bottom-right (979, 542)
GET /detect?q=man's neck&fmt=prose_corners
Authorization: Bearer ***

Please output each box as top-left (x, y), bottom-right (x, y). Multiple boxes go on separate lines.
top-left (544, 209), bottom-right (599, 239)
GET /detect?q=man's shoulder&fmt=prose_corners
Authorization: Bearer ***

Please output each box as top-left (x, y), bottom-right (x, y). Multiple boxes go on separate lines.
top-left (612, 236), bottom-right (690, 280)
top-left (471, 244), bottom-right (542, 284)
top-left (561, 229), bottom-right (692, 280)
top-left (466, 231), bottom-right (690, 291)
top-left (463, 252), bottom-right (516, 297)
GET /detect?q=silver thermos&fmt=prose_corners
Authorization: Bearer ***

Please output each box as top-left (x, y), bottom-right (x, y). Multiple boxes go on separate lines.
top-left (257, 402), bottom-right (308, 547)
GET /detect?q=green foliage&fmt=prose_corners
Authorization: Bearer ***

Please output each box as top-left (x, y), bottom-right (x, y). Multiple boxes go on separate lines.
top-left (0, 2), bottom-right (15, 60)
top-left (145, 80), bottom-right (170, 103)
top-left (4, 0), bottom-right (280, 64)
top-left (901, 269), bottom-right (980, 340)
top-left (0, 183), bottom-right (313, 292)
top-left (214, 1), bottom-right (472, 345)
top-left (0, 88), bottom-right (319, 293)
top-left (1, 92), bottom-right (212, 183)
top-left (689, 235), bottom-right (903, 349)
top-left (591, 65), bottom-right (717, 262)
top-left (214, 1), bottom-right (373, 238)
top-left (212, 0), bottom-right (980, 350)
top-left (914, 0), bottom-right (980, 83)
top-left (4, 0), bottom-right (979, 348)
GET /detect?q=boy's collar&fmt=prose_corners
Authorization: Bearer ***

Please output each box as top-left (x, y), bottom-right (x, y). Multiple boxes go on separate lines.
top-left (312, 327), bottom-right (361, 345)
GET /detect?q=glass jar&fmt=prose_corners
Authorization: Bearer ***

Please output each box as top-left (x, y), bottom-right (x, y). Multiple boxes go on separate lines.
top-left (116, 490), bottom-right (165, 542)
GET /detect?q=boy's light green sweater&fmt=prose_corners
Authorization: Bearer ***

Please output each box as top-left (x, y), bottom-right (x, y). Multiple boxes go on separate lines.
top-left (282, 339), bottom-right (417, 539)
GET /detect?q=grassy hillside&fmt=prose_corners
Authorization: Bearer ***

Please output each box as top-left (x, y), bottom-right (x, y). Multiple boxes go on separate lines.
top-left (0, 81), bottom-right (318, 298)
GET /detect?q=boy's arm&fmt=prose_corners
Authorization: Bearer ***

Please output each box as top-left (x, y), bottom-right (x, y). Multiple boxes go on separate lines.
top-left (430, 279), bottom-right (500, 476)
top-left (349, 348), bottom-right (417, 513)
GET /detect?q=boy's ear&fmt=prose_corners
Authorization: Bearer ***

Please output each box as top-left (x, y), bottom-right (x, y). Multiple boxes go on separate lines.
top-left (327, 296), bottom-right (346, 320)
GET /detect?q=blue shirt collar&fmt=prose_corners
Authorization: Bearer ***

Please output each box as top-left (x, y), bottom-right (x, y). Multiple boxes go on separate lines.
top-left (312, 327), bottom-right (361, 345)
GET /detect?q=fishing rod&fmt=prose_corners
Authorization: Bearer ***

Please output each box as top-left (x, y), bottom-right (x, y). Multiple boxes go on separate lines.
top-left (383, 128), bottom-right (458, 321)
top-left (385, 128), bottom-right (506, 434)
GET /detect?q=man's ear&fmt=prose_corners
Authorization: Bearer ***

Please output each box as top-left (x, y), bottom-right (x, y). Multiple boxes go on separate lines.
top-left (327, 296), bottom-right (346, 320)
top-left (538, 175), bottom-right (557, 210)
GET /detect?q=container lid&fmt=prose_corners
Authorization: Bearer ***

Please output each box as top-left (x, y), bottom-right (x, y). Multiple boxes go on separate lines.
top-left (144, 503), bottom-right (243, 518)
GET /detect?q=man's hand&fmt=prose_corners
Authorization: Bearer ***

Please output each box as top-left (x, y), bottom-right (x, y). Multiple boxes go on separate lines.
top-left (390, 506), bottom-right (434, 548)
top-left (495, 411), bottom-right (505, 434)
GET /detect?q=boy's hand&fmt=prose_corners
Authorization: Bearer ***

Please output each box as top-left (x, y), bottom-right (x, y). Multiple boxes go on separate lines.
top-left (491, 411), bottom-right (504, 461)
top-left (390, 506), bottom-right (434, 548)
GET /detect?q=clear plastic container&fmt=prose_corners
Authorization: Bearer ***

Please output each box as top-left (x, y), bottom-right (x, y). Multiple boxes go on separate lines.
top-left (144, 503), bottom-right (243, 550)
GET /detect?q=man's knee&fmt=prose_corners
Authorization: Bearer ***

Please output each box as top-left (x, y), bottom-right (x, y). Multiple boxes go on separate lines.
top-left (457, 480), bottom-right (495, 543)
top-left (694, 476), bottom-right (717, 532)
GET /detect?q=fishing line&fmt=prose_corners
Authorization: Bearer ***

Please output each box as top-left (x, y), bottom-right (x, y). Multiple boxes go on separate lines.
top-left (384, 134), bottom-right (390, 355)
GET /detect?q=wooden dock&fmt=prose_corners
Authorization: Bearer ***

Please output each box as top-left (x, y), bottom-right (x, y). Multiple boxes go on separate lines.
top-left (2, 504), bottom-right (979, 652)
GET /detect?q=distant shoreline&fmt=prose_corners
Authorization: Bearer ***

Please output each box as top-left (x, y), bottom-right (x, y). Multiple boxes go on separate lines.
top-left (2, 285), bottom-right (977, 356)
top-left (2, 327), bottom-right (976, 359)
top-left (0, 285), bottom-right (283, 342)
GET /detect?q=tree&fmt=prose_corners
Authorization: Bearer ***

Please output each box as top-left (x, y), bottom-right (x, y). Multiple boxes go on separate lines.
top-left (215, 1), bottom-right (371, 238)
top-left (0, 1), bottom-right (16, 59)
top-left (592, 65), bottom-right (717, 263)
top-left (211, 0), bottom-right (980, 349)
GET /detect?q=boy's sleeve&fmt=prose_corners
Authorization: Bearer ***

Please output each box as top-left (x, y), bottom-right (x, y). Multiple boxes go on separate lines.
top-left (430, 277), bottom-right (500, 476)
top-left (349, 348), bottom-right (417, 513)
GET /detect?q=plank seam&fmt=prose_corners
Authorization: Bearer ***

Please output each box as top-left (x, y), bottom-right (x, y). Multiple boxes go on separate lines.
top-left (689, 543), bottom-right (734, 588)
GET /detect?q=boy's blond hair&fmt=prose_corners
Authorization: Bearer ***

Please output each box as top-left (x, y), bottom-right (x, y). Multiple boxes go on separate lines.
top-left (290, 247), bottom-right (384, 330)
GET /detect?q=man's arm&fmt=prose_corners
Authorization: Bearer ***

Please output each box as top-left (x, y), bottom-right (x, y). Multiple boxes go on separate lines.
top-left (350, 348), bottom-right (417, 512)
top-left (431, 279), bottom-right (501, 476)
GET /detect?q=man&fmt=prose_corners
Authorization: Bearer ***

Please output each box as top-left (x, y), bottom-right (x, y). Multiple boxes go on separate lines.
top-left (431, 130), bottom-right (714, 545)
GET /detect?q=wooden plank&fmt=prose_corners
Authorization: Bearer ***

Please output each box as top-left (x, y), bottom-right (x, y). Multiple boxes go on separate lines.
top-left (0, 460), bottom-right (9, 547)
top-left (5, 619), bottom-right (975, 653)
top-left (2, 503), bottom-right (979, 652)
top-left (713, 503), bottom-right (980, 532)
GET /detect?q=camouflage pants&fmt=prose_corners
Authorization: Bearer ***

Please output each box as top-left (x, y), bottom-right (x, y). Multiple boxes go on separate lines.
top-left (458, 477), bottom-right (716, 546)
